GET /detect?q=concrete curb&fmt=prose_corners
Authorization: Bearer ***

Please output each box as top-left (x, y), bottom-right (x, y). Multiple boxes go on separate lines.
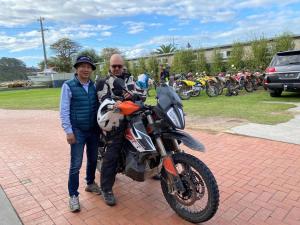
top-left (229, 102), bottom-right (300, 145)
top-left (0, 185), bottom-right (23, 225)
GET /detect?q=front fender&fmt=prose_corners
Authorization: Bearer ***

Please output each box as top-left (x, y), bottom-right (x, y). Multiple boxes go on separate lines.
top-left (162, 130), bottom-right (205, 152)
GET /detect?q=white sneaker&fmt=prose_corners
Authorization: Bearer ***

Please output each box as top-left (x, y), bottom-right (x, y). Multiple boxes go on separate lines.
top-left (69, 195), bottom-right (80, 212)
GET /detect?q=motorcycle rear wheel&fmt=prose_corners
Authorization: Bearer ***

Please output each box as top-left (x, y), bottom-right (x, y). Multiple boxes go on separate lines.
top-left (178, 85), bottom-right (191, 100)
top-left (161, 153), bottom-right (219, 223)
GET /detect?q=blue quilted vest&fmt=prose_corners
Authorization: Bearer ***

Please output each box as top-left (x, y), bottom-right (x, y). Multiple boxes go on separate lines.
top-left (66, 75), bottom-right (98, 131)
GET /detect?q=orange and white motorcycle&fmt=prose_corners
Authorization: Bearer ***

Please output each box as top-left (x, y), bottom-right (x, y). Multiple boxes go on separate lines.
top-left (97, 79), bottom-right (219, 223)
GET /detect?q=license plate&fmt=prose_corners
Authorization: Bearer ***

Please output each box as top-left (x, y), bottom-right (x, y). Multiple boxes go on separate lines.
top-left (279, 73), bottom-right (299, 79)
top-left (194, 87), bottom-right (201, 91)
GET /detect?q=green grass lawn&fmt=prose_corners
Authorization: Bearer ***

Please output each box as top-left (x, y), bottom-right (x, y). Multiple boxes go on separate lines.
top-left (0, 87), bottom-right (299, 124)
top-left (0, 88), bottom-right (61, 110)
top-left (182, 91), bottom-right (299, 124)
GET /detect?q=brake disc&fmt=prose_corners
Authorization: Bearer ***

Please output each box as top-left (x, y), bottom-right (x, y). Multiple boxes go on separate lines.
top-left (174, 174), bottom-right (198, 206)
top-left (190, 171), bottom-right (205, 200)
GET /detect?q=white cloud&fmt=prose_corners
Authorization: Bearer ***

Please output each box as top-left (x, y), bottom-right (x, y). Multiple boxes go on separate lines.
top-left (18, 30), bottom-right (40, 37)
top-left (0, 23), bottom-right (113, 52)
top-left (149, 23), bottom-right (162, 27)
top-left (234, 0), bottom-right (299, 9)
top-left (200, 11), bottom-right (235, 23)
top-left (220, 9), bottom-right (300, 42)
top-left (123, 21), bottom-right (163, 34)
top-left (168, 28), bottom-right (180, 31)
top-left (123, 47), bottom-right (150, 59)
top-left (101, 31), bottom-right (112, 37)
top-left (0, 33), bottom-right (41, 52)
top-left (0, 0), bottom-right (298, 28)
top-left (59, 24), bottom-right (113, 33)
top-left (123, 21), bottom-right (145, 34)
top-left (119, 7), bottom-right (300, 59)
top-left (17, 55), bottom-right (43, 61)
top-left (0, 0), bottom-right (298, 29)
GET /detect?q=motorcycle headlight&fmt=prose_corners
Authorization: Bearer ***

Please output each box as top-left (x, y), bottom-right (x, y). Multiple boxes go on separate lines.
top-left (166, 107), bottom-right (185, 129)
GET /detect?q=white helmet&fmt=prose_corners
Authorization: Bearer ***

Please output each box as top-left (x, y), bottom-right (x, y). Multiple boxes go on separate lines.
top-left (97, 99), bottom-right (124, 132)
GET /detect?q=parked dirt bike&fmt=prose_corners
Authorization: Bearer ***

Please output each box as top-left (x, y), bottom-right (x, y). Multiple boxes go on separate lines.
top-left (173, 74), bottom-right (202, 100)
top-left (235, 72), bottom-right (254, 92)
top-left (250, 71), bottom-right (265, 90)
top-left (215, 73), bottom-right (226, 95)
top-left (97, 79), bottom-right (219, 223)
top-left (195, 75), bottom-right (219, 97)
top-left (224, 74), bottom-right (239, 96)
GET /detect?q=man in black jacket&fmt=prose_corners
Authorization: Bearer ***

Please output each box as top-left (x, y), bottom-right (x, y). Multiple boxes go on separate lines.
top-left (96, 54), bottom-right (132, 206)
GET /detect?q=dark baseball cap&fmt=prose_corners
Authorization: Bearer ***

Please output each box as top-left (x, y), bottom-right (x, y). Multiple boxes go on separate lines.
top-left (73, 55), bottom-right (96, 70)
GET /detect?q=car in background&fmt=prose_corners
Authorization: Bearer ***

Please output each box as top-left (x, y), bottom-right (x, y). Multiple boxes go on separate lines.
top-left (265, 50), bottom-right (300, 97)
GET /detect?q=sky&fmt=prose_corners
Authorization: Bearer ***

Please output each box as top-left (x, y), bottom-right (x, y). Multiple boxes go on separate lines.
top-left (0, 0), bottom-right (300, 68)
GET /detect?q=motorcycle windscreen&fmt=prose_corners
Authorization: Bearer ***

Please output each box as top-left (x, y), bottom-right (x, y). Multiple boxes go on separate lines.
top-left (125, 115), bottom-right (156, 152)
top-left (156, 85), bottom-right (182, 111)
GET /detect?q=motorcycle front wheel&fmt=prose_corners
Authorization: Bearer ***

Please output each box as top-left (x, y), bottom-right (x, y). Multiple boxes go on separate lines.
top-left (160, 152), bottom-right (219, 223)
top-left (206, 85), bottom-right (219, 97)
top-left (244, 80), bottom-right (254, 92)
top-left (191, 89), bottom-right (201, 97)
top-left (216, 83), bottom-right (223, 95)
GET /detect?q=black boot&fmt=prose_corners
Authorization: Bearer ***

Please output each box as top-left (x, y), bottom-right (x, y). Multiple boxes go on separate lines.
top-left (152, 174), bottom-right (161, 180)
top-left (101, 190), bottom-right (116, 206)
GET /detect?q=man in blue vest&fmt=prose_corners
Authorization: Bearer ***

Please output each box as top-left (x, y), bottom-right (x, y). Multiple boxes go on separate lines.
top-left (60, 55), bottom-right (100, 212)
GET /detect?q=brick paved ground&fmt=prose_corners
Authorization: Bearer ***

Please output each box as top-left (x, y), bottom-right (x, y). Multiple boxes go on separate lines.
top-left (0, 109), bottom-right (299, 225)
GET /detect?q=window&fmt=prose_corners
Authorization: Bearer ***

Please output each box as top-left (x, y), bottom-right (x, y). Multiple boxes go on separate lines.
top-left (220, 50), bottom-right (231, 59)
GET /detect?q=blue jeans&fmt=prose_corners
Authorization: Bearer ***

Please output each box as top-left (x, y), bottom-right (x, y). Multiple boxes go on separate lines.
top-left (68, 127), bottom-right (98, 197)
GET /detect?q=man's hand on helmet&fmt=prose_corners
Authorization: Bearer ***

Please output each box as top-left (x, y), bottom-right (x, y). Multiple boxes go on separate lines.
top-left (66, 133), bottom-right (76, 144)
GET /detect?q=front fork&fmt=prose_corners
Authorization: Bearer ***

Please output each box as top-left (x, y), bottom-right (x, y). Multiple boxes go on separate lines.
top-left (146, 114), bottom-right (185, 194)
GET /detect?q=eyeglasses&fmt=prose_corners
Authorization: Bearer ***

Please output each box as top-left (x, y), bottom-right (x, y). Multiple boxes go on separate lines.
top-left (111, 64), bottom-right (123, 69)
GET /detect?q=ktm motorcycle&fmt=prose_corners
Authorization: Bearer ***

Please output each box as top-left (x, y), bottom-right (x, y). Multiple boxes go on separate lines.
top-left (97, 79), bottom-right (219, 223)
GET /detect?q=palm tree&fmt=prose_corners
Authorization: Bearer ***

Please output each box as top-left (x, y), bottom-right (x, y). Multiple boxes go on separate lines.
top-left (155, 44), bottom-right (176, 54)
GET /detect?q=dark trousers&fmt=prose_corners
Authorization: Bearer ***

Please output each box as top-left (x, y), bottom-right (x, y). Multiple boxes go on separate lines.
top-left (100, 132), bottom-right (124, 192)
top-left (68, 127), bottom-right (99, 197)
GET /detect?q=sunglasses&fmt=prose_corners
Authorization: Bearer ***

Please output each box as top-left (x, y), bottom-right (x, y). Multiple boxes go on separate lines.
top-left (111, 64), bottom-right (123, 69)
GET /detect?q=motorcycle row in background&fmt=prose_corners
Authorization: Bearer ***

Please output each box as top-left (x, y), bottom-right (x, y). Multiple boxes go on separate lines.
top-left (161, 71), bottom-right (266, 100)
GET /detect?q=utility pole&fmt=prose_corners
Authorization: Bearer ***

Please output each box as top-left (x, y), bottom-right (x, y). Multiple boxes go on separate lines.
top-left (38, 17), bottom-right (48, 70)
top-left (171, 36), bottom-right (179, 49)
